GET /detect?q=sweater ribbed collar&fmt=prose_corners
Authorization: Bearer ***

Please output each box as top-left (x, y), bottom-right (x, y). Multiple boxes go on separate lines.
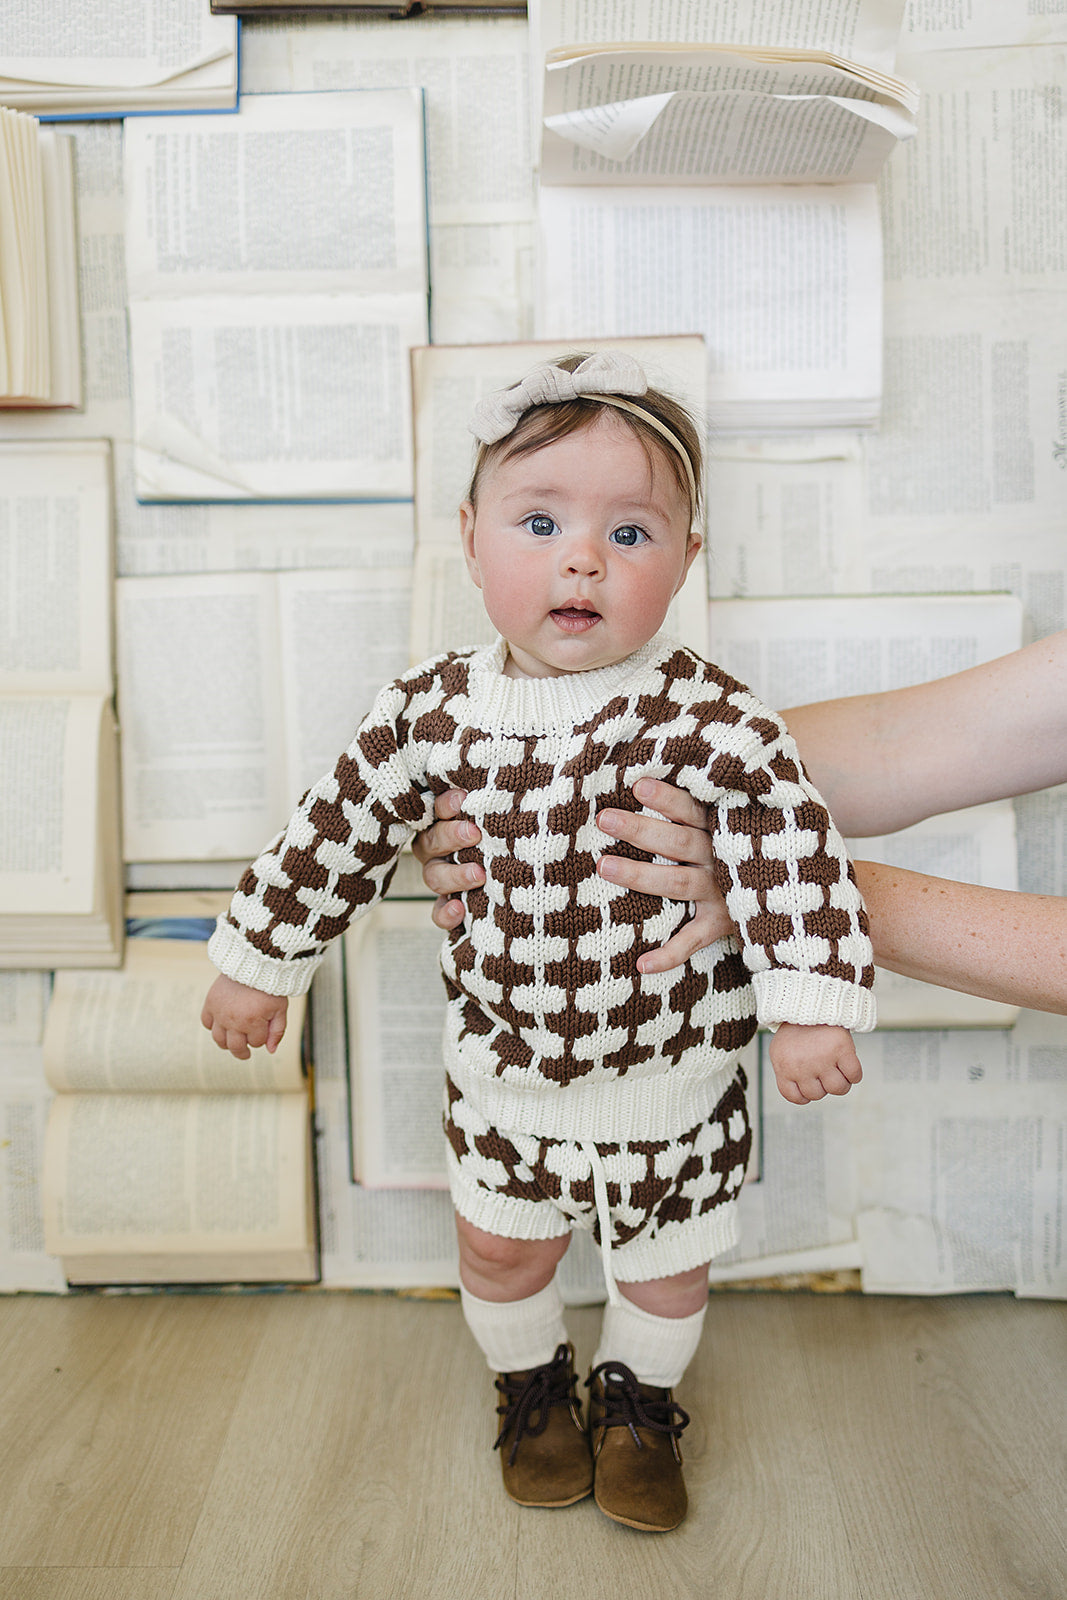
top-left (465, 634), bottom-right (676, 731)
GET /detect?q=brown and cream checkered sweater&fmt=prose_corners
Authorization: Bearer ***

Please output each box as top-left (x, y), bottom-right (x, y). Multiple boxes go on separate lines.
top-left (209, 635), bottom-right (875, 1143)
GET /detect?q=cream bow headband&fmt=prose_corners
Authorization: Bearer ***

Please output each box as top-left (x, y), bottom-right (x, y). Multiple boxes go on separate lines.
top-left (468, 350), bottom-right (700, 521)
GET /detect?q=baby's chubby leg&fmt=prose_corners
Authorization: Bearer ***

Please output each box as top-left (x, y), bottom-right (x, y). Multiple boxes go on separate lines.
top-left (587, 1265), bottom-right (710, 1533)
top-left (454, 1214), bottom-right (592, 1509)
top-left (455, 1212), bottom-right (570, 1303)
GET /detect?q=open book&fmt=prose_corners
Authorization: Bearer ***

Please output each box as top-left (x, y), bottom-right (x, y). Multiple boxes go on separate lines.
top-left (539, 43), bottom-right (917, 188)
top-left (0, 110), bottom-right (80, 409)
top-left (532, 0), bottom-right (913, 430)
top-left (0, 442), bottom-right (123, 969)
top-left (41, 904), bottom-right (315, 1285)
top-left (117, 565), bottom-right (412, 863)
top-left (125, 88), bottom-right (429, 503)
top-left (706, 589), bottom-right (1025, 1028)
top-left (408, 335), bottom-right (711, 661)
top-left (0, 2), bottom-right (238, 116)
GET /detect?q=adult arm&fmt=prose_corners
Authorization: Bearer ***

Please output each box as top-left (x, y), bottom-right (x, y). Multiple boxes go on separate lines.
top-left (851, 860), bottom-right (1067, 1014)
top-left (783, 631), bottom-right (1067, 836)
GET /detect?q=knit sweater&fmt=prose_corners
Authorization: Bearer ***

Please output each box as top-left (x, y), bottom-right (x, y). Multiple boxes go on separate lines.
top-left (209, 635), bottom-right (876, 1142)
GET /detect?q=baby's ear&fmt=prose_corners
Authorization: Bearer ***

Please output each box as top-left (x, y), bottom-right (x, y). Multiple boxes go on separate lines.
top-left (459, 502), bottom-right (483, 589)
top-left (675, 532), bottom-right (703, 592)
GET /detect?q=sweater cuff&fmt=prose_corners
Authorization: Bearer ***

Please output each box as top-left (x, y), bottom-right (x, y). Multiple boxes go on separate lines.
top-left (754, 969), bottom-right (877, 1034)
top-left (207, 917), bottom-right (322, 998)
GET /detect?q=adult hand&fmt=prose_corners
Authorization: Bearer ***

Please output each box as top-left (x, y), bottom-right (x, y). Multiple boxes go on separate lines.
top-left (411, 788), bottom-right (486, 932)
top-left (595, 778), bottom-right (733, 972)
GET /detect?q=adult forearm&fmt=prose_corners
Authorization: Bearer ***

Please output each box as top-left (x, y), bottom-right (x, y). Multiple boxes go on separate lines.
top-left (854, 860), bottom-right (1067, 1015)
top-left (784, 632), bottom-right (1067, 837)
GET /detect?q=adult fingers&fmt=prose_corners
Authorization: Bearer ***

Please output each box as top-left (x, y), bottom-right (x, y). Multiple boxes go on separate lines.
top-left (598, 852), bottom-right (718, 901)
top-left (636, 902), bottom-right (733, 974)
top-left (630, 778), bottom-right (711, 830)
top-left (430, 894), bottom-right (468, 932)
top-left (596, 805), bottom-right (714, 868)
top-left (411, 814), bottom-right (481, 866)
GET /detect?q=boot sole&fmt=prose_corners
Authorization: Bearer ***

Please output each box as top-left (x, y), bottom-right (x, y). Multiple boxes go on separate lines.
top-left (593, 1492), bottom-right (685, 1532)
top-left (504, 1484), bottom-right (594, 1509)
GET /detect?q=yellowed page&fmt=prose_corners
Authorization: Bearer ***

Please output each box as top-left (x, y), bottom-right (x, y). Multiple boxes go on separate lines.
top-left (43, 938), bottom-right (306, 1094)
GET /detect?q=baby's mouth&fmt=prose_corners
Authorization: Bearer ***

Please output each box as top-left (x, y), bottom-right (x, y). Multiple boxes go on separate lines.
top-left (551, 605), bottom-right (601, 632)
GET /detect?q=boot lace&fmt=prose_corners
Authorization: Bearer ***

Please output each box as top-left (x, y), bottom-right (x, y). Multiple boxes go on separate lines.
top-left (494, 1343), bottom-right (579, 1467)
top-left (586, 1360), bottom-right (690, 1451)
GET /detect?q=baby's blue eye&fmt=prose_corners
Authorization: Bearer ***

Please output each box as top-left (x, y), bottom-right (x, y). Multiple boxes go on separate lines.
top-left (611, 525), bottom-right (647, 547)
top-left (527, 514), bottom-right (558, 537)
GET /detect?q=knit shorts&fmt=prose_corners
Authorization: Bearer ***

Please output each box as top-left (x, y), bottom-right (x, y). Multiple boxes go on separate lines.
top-left (443, 1068), bottom-right (752, 1285)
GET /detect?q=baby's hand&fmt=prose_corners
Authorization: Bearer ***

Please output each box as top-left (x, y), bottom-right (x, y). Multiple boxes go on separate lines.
top-left (201, 974), bottom-right (288, 1060)
top-left (769, 1023), bottom-right (862, 1105)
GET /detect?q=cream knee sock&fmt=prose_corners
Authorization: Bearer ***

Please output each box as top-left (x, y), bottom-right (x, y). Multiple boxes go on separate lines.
top-left (460, 1279), bottom-right (569, 1373)
top-left (593, 1297), bottom-right (706, 1389)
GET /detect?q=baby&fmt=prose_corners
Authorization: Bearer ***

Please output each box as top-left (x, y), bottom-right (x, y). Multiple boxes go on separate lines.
top-left (203, 350), bottom-right (875, 1533)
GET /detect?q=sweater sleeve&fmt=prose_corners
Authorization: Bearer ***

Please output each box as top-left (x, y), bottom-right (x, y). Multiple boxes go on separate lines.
top-left (207, 674), bottom-right (440, 998)
top-left (675, 692), bottom-right (876, 1033)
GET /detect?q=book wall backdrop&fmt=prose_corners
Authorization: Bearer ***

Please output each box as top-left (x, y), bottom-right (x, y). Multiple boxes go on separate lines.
top-left (1, 2), bottom-right (1066, 1298)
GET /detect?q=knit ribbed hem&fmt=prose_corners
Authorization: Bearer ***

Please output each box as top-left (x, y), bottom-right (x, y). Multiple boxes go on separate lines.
top-left (448, 1149), bottom-right (742, 1288)
top-left (467, 633), bottom-right (677, 733)
top-left (207, 917), bottom-right (322, 998)
top-left (444, 1036), bottom-right (734, 1145)
top-left (448, 1153), bottom-right (574, 1242)
top-left (754, 969), bottom-right (876, 1033)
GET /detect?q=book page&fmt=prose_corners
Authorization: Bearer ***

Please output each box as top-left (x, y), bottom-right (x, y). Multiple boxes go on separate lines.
top-left (864, 289), bottom-right (1067, 541)
top-left (0, 977), bottom-right (68, 1291)
top-left (853, 1019), bottom-right (1067, 1297)
top-left (345, 904), bottom-right (449, 1189)
top-left (0, 1), bottom-right (236, 94)
top-left (112, 441), bottom-right (415, 578)
top-left (0, 441), bottom-right (112, 694)
top-left (541, 48), bottom-right (915, 186)
top-left (129, 293), bottom-right (425, 502)
top-left (125, 90), bottom-right (428, 503)
top-left (283, 15), bottom-right (534, 228)
top-left (276, 567), bottom-right (412, 802)
top-left (707, 446), bottom-right (868, 599)
top-left (544, 91), bottom-right (910, 187)
top-left (0, 694), bottom-right (105, 916)
top-left (901, 1), bottom-right (1067, 50)
top-left (707, 591), bottom-right (1024, 712)
top-left (125, 90), bottom-right (429, 299)
top-left (882, 47), bottom-right (1067, 296)
top-left (537, 184), bottom-right (883, 425)
top-left (117, 572), bottom-right (288, 861)
top-left (42, 1090), bottom-right (313, 1264)
top-left (533, 0), bottom-right (907, 75)
top-left (42, 939), bottom-right (306, 1094)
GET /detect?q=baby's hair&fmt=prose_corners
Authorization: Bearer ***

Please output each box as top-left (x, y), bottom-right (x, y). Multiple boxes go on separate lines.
top-left (466, 352), bottom-right (705, 526)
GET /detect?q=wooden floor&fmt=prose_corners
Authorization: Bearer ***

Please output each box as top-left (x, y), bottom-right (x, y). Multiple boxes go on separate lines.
top-left (0, 1291), bottom-right (1063, 1600)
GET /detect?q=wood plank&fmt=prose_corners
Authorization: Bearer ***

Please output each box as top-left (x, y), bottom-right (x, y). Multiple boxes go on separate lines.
top-left (790, 1294), bottom-right (1067, 1600)
top-left (0, 1294), bottom-right (270, 1568)
top-left (0, 1572), bottom-right (179, 1600)
top-left (2, 1291), bottom-right (1064, 1599)
top-left (170, 1294), bottom-right (523, 1600)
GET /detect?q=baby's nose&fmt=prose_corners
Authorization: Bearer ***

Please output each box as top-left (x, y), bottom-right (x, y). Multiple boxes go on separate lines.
top-left (562, 535), bottom-right (603, 575)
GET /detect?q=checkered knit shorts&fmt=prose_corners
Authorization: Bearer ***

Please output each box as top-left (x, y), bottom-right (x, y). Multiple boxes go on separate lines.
top-left (443, 1068), bottom-right (752, 1285)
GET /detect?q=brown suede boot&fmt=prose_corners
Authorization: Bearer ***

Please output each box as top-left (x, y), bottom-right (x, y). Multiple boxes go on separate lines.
top-left (586, 1360), bottom-right (690, 1532)
top-left (493, 1343), bottom-right (593, 1508)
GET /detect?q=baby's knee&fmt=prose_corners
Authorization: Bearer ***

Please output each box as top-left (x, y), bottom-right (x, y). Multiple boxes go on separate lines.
top-left (455, 1217), bottom-right (567, 1297)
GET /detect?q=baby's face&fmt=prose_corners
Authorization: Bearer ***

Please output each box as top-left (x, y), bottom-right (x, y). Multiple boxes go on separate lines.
top-left (459, 413), bottom-right (701, 680)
